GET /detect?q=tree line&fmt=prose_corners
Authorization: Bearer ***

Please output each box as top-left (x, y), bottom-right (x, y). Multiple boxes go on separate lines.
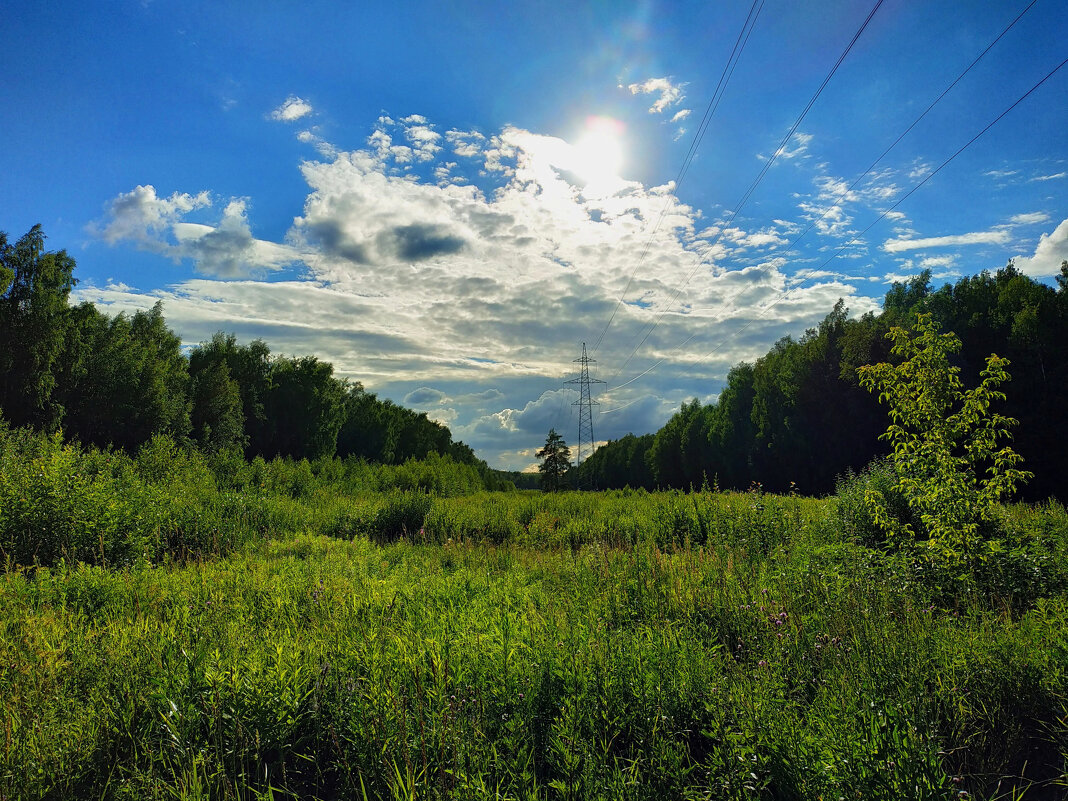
top-left (0, 224), bottom-right (488, 473)
top-left (577, 261), bottom-right (1068, 501)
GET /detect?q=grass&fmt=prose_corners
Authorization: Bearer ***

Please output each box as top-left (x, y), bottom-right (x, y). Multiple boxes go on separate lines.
top-left (4, 520), bottom-right (1068, 799)
top-left (1, 424), bottom-right (1067, 798)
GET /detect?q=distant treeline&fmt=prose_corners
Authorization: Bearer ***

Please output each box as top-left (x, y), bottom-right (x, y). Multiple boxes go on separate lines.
top-left (0, 224), bottom-right (505, 483)
top-left (578, 261), bottom-right (1068, 501)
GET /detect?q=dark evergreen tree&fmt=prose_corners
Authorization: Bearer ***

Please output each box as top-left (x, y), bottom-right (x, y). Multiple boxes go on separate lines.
top-left (536, 429), bottom-right (572, 492)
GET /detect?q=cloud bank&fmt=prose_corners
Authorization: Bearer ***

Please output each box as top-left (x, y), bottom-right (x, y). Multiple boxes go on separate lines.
top-left (84, 111), bottom-right (912, 468)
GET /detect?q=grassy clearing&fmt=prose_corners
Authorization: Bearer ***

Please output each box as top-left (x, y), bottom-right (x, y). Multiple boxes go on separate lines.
top-left (2, 424), bottom-right (1067, 798)
top-left (4, 500), bottom-right (1068, 799)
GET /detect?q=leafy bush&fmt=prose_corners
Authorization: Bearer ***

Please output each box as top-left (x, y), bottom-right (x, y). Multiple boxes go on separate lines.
top-left (0, 427), bottom-right (155, 565)
top-left (835, 458), bottom-right (916, 547)
top-left (858, 313), bottom-right (1031, 566)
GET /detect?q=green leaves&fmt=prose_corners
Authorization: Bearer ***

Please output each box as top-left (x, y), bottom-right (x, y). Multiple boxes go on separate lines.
top-left (858, 313), bottom-right (1032, 566)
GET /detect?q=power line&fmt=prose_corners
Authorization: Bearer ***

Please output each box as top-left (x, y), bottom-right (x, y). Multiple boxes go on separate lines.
top-left (601, 0), bottom-right (1039, 398)
top-left (688, 53), bottom-right (1068, 372)
top-left (781, 0), bottom-right (1037, 257)
top-left (604, 0), bottom-right (886, 386)
top-left (590, 0), bottom-right (765, 355)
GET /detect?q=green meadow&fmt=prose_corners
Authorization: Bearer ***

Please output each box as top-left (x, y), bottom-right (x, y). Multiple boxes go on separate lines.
top-left (2, 425), bottom-right (1067, 800)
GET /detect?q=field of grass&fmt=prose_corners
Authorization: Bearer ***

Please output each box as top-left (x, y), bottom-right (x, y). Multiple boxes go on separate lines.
top-left (2, 425), bottom-right (1068, 799)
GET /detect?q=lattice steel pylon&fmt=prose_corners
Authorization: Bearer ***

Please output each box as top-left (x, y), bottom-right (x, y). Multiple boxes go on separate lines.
top-left (564, 343), bottom-right (605, 483)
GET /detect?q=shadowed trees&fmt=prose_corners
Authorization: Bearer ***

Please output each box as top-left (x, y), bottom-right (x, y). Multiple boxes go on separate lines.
top-left (0, 225), bottom-right (77, 430)
top-left (589, 264), bottom-right (1068, 501)
top-left (0, 224), bottom-right (488, 474)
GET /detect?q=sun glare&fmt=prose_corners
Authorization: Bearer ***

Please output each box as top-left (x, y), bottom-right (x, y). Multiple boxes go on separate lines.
top-left (573, 116), bottom-right (625, 189)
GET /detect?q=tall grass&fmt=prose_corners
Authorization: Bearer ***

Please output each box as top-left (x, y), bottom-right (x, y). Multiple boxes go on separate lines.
top-left (2, 423), bottom-right (1067, 798)
top-left (0, 424), bottom-right (486, 568)
top-left (3, 525), bottom-right (1067, 798)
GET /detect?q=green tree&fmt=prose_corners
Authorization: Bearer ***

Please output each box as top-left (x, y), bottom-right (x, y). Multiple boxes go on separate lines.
top-left (264, 355), bottom-right (346, 460)
top-left (189, 358), bottom-right (245, 453)
top-left (536, 429), bottom-right (572, 492)
top-left (56, 302), bottom-right (191, 450)
top-left (0, 225), bottom-right (77, 429)
top-left (858, 313), bottom-right (1032, 565)
top-left (188, 333), bottom-right (273, 457)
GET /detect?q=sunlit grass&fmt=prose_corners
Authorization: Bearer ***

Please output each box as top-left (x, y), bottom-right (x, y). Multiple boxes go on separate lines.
top-left (2, 423), bottom-right (1067, 798)
top-left (4, 519), bottom-right (1067, 799)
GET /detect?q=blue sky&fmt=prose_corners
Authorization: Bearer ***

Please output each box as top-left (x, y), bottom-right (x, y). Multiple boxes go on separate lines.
top-left (2, 0), bottom-right (1066, 470)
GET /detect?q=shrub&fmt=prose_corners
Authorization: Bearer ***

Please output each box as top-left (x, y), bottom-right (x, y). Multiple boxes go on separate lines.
top-left (858, 313), bottom-right (1031, 567)
top-left (835, 459), bottom-right (916, 547)
top-left (372, 491), bottom-right (432, 543)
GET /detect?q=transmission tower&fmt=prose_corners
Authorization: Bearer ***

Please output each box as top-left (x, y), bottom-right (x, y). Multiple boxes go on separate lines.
top-left (564, 343), bottom-right (605, 478)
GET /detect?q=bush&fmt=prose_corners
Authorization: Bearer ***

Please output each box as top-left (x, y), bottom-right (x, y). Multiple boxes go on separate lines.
top-left (858, 314), bottom-right (1031, 567)
top-left (372, 491), bottom-right (432, 543)
top-left (835, 459), bottom-right (916, 547)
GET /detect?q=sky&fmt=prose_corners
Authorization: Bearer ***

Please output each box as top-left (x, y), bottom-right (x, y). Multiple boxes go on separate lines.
top-left (2, 0), bottom-right (1066, 471)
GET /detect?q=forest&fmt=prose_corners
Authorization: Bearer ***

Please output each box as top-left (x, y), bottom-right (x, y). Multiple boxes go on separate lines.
top-left (0, 225), bottom-right (501, 480)
top-left (578, 261), bottom-right (1068, 501)
top-left (5, 224), bottom-right (1068, 500)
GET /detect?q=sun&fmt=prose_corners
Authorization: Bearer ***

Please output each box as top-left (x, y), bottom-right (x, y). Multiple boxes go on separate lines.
top-left (573, 116), bottom-right (625, 189)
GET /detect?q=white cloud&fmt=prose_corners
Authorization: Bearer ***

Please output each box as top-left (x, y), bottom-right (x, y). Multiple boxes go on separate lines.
top-left (270, 95), bottom-right (313, 122)
top-left (627, 77), bottom-right (686, 114)
top-left (907, 162), bottom-right (932, 181)
top-left (90, 187), bottom-right (299, 277)
top-left (1013, 218), bottom-right (1068, 278)
top-left (917, 255), bottom-right (956, 269)
top-left (761, 131), bottom-right (813, 162)
top-left (882, 230), bottom-right (1011, 253)
top-left (798, 201), bottom-right (852, 237)
top-left (90, 112), bottom-right (882, 469)
top-left (1029, 172), bottom-right (1066, 182)
top-left (670, 109), bottom-right (691, 123)
top-left (1008, 212), bottom-right (1051, 226)
top-left (446, 129), bottom-right (486, 158)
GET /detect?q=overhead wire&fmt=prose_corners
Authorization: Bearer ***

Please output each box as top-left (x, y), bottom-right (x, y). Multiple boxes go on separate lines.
top-left (603, 0), bottom-right (886, 388)
top-left (777, 0), bottom-right (1038, 259)
top-left (602, 0), bottom-right (1039, 398)
top-left (687, 53), bottom-right (1068, 373)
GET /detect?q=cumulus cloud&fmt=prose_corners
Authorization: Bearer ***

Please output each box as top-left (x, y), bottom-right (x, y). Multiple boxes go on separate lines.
top-left (626, 77), bottom-right (686, 114)
top-left (882, 230), bottom-right (1010, 253)
top-left (89, 111), bottom-right (882, 469)
top-left (90, 185), bottom-right (211, 250)
top-left (1013, 218), bottom-right (1068, 278)
top-left (90, 186), bottom-right (300, 277)
top-left (270, 95), bottom-right (313, 122)
top-left (446, 129), bottom-right (486, 158)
